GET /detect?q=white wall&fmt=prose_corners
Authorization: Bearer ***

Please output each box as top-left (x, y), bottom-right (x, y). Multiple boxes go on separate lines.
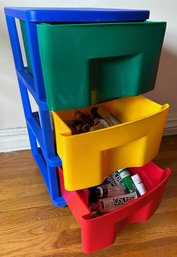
top-left (0, 0), bottom-right (177, 151)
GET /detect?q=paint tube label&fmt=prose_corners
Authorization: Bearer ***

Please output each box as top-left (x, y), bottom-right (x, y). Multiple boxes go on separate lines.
top-left (111, 170), bottom-right (125, 187)
top-left (98, 192), bottom-right (137, 213)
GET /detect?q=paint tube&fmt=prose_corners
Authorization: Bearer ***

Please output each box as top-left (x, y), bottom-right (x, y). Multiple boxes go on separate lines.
top-left (68, 119), bottom-right (90, 134)
top-left (118, 168), bottom-right (138, 194)
top-left (74, 110), bottom-right (94, 125)
top-left (131, 174), bottom-right (147, 196)
top-left (95, 184), bottom-right (125, 198)
top-left (103, 176), bottom-right (119, 187)
top-left (111, 170), bottom-right (125, 187)
top-left (89, 118), bottom-right (110, 131)
top-left (91, 107), bottom-right (120, 126)
top-left (97, 192), bottom-right (137, 213)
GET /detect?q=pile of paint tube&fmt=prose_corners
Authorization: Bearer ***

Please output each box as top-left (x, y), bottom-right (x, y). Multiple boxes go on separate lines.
top-left (89, 168), bottom-right (147, 218)
top-left (67, 106), bottom-right (120, 134)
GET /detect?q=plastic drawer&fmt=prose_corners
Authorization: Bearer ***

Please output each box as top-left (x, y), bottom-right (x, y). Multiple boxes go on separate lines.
top-left (58, 162), bottom-right (170, 253)
top-left (52, 96), bottom-right (169, 191)
top-left (21, 20), bottom-right (166, 110)
top-left (18, 7), bottom-right (150, 76)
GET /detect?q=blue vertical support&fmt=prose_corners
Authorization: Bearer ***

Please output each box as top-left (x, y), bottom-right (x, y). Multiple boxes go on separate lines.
top-left (5, 14), bottom-right (66, 207)
top-left (5, 15), bottom-right (39, 157)
top-left (25, 20), bottom-right (65, 206)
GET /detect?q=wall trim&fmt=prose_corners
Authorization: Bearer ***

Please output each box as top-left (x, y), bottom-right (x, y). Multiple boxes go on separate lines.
top-left (0, 127), bottom-right (30, 153)
top-left (163, 117), bottom-right (177, 136)
top-left (0, 119), bottom-right (177, 153)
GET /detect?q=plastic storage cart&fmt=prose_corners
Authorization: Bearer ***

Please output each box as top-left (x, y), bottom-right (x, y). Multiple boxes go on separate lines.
top-left (5, 7), bottom-right (170, 253)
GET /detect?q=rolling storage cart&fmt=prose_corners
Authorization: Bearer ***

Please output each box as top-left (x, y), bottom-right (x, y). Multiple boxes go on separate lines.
top-left (5, 7), bottom-right (170, 253)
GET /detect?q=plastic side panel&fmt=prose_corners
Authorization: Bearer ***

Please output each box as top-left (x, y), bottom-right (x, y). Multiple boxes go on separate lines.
top-left (37, 21), bottom-right (166, 110)
top-left (53, 96), bottom-right (169, 191)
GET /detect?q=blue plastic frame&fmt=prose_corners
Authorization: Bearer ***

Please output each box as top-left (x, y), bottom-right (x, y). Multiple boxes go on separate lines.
top-left (5, 14), bottom-right (66, 207)
top-left (4, 7), bottom-right (149, 22)
top-left (4, 7), bottom-right (150, 207)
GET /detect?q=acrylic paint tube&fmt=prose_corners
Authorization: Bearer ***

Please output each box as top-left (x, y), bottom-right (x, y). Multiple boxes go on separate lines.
top-left (103, 171), bottom-right (125, 188)
top-left (131, 174), bottom-right (147, 196)
top-left (67, 120), bottom-right (80, 134)
top-left (74, 110), bottom-right (93, 125)
top-left (89, 118), bottom-right (110, 131)
top-left (81, 123), bottom-right (90, 133)
top-left (103, 175), bottom-right (119, 187)
top-left (91, 107), bottom-right (120, 126)
top-left (118, 168), bottom-right (138, 194)
top-left (68, 119), bottom-right (90, 134)
top-left (111, 170), bottom-right (125, 188)
top-left (97, 192), bottom-right (137, 213)
top-left (95, 184), bottom-right (126, 198)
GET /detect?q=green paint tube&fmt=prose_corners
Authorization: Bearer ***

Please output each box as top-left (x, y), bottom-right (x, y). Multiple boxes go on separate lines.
top-left (118, 168), bottom-right (138, 195)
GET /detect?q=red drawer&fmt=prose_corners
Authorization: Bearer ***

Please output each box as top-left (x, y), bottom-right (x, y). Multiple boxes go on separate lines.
top-left (58, 162), bottom-right (170, 253)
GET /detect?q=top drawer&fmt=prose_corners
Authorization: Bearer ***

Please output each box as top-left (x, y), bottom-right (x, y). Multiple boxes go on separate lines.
top-left (18, 9), bottom-right (166, 110)
top-left (36, 22), bottom-right (166, 111)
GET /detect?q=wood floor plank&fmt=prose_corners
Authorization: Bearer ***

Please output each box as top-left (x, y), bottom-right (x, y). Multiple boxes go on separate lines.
top-left (0, 135), bottom-right (177, 257)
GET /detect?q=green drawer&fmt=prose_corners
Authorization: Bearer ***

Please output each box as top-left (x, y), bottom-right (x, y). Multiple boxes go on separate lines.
top-left (21, 21), bottom-right (166, 110)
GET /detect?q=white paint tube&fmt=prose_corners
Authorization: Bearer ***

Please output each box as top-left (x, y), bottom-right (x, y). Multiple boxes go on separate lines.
top-left (131, 174), bottom-right (147, 196)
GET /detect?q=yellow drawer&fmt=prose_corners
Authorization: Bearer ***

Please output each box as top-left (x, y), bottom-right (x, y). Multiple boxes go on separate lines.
top-left (52, 96), bottom-right (169, 191)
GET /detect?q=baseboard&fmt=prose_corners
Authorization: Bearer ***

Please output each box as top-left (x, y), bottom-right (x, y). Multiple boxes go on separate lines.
top-left (0, 127), bottom-right (30, 153)
top-left (163, 118), bottom-right (177, 136)
top-left (0, 119), bottom-right (177, 153)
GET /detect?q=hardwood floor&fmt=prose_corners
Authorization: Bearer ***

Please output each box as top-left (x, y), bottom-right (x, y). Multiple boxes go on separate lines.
top-left (0, 135), bottom-right (177, 257)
